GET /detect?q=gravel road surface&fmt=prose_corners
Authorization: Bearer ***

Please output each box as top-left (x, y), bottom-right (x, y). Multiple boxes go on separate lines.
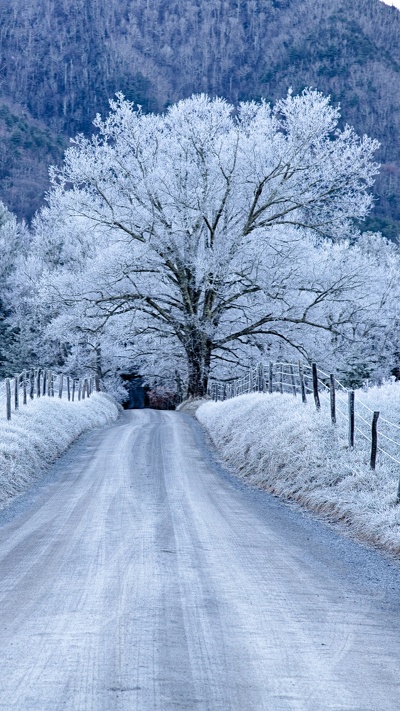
top-left (0, 409), bottom-right (399, 710)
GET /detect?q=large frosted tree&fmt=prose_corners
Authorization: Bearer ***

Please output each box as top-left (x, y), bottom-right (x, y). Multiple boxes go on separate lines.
top-left (35, 90), bottom-right (382, 396)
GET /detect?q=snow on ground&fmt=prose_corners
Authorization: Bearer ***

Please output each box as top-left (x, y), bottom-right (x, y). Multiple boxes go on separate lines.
top-left (196, 383), bottom-right (400, 555)
top-left (0, 393), bottom-right (118, 510)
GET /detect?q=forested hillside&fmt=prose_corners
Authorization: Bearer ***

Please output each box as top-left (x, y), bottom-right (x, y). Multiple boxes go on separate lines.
top-left (0, 0), bottom-right (400, 236)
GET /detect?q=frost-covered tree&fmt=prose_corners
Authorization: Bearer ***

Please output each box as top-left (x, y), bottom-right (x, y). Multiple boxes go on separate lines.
top-left (34, 90), bottom-right (382, 396)
top-left (0, 203), bottom-right (31, 375)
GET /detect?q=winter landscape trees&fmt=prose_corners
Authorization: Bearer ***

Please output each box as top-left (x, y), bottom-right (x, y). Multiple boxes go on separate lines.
top-left (13, 88), bottom-right (398, 397)
top-left (0, 202), bottom-right (31, 376)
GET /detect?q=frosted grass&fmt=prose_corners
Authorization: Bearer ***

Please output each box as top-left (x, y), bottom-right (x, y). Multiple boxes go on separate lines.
top-left (197, 383), bottom-right (400, 555)
top-left (0, 393), bottom-right (118, 510)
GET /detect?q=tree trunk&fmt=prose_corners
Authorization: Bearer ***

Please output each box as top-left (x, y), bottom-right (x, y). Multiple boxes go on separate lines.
top-left (95, 344), bottom-right (102, 390)
top-left (186, 338), bottom-right (212, 398)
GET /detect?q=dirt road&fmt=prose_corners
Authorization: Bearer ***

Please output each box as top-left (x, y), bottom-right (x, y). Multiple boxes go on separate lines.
top-left (0, 409), bottom-right (399, 710)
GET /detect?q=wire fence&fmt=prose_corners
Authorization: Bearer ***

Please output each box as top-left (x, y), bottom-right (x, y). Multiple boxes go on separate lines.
top-left (0, 368), bottom-right (101, 422)
top-left (208, 361), bottom-right (400, 502)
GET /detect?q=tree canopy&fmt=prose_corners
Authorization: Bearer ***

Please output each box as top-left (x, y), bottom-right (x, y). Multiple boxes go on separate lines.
top-left (20, 89), bottom-right (397, 396)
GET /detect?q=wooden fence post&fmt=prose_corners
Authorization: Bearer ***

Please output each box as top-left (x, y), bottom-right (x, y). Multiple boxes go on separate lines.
top-left (279, 363), bottom-right (283, 394)
top-left (36, 370), bottom-right (41, 398)
top-left (289, 365), bottom-right (297, 396)
top-left (258, 363), bottom-right (263, 392)
top-left (72, 379), bottom-right (76, 402)
top-left (42, 370), bottom-right (47, 396)
top-left (22, 371), bottom-right (27, 405)
top-left (6, 379), bottom-right (11, 420)
top-left (312, 363), bottom-right (321, 411)
top-left (14, 375), bottom-right (19, 411)
top-left (51, 372), bottom-right (55, 397)
top-left (268, 362), bottom-right (273, 394)
top-left (348, 390), bottom-right (355, 448)
top-left (95, 374), bottom-right (101, 392)
top-left (58, 374), bottom-right (64, 399)
top-left (299, 362), bottom-right (307, 403)
top-left (30, 370), bottom-right (34, 400)
top-left (329, 374), bottom-right (336, 424)
top-left (370, 411), bottom-right (380, 470)
top-left (67, 376), bottom-right (71, 401)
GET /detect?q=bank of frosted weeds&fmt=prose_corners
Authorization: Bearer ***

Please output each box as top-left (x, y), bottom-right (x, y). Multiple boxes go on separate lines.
top-left (196, 388), bottom-right (400, 556)
top-left (0, 393), bottom-right (118, 510)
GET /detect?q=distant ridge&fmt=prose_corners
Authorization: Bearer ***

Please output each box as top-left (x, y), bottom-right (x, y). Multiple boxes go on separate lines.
top-left (0, 0), bottom-right (399, 237)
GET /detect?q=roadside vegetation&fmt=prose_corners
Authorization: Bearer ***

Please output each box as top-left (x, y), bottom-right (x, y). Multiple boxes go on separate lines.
top-left (197, 383), bottom-right (400, 555)
top-left (0, 393), bottom-right (118, 510)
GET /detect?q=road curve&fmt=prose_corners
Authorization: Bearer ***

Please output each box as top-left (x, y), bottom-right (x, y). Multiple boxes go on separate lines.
top-left (0, 409), bottom-right (399, 710)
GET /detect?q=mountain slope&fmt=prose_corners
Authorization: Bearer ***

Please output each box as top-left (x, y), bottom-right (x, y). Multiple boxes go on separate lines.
top-left (0, 0), bottom-right (399, 235)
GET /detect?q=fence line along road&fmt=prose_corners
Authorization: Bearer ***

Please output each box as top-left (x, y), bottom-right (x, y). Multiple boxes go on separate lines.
top-left (208, 362), bottom-right (400, 503)
top-left (1, 368), bottom-right (101, 422)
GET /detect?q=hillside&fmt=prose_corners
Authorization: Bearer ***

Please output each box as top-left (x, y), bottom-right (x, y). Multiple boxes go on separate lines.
top-left (0, 98), bottom-right (66, 219)
top-left (1, 0), bottom-right (400, 236)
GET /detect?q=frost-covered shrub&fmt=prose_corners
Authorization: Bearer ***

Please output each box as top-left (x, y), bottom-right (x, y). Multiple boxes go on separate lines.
top-left (148, 386), bottom-right (177, 409)
top-left (197, 383), bottom-right (400, 554)
top-left (0, 392), bottom-right (118, 509)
